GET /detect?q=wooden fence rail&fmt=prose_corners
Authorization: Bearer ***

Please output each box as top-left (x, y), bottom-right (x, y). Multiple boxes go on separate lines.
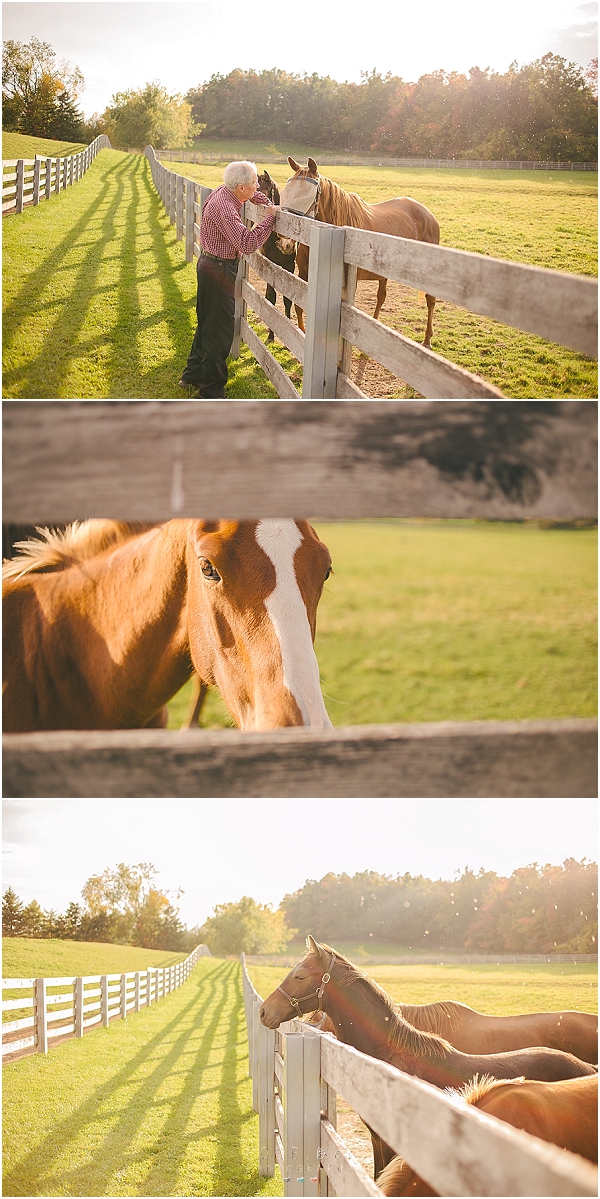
top-left (2, 399), bottom-right (597, 799)
top-left (155, 150), bottom-right (598, 171)
top-left (145, 145), bottom-right (597, 399)
top-left (241, 956), bottom-right (597, 1197)
top-left (2, 135), bottom-right (111, 216)
top-left (2, 944), bottom-right (209, 1063)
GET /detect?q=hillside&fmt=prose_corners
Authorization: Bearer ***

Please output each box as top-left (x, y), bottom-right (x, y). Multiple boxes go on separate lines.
top-left (2, 937), bottom-right (191, 978)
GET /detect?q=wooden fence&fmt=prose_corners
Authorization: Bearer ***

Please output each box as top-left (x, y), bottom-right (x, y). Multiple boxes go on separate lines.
top-left (241, 956), bottom-right (597, 1197)
top-left (1, 944), bottom-right (209, 1063)
top-left (2, 399), bottom-right (597, 799)
top-left (155, 150), bottom-right (598, 171)
top-left (145, 145), bottom-right (597, 400)
top-left (2, 135), bottom-right (111, 216)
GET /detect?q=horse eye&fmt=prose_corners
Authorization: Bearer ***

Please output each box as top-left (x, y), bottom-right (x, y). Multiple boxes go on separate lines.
top-left (199, 558), bottom-right (221, 582)
top-left (324, 566), bottom-right (332, 581)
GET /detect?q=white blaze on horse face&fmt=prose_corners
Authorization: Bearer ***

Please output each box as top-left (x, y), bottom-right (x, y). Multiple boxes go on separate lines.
top-left (255, 519), bottom-right (332, 729)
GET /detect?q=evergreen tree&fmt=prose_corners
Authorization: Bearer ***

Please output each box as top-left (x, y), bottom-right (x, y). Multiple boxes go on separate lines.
top-left (2, 887), bottom-right (25, 936)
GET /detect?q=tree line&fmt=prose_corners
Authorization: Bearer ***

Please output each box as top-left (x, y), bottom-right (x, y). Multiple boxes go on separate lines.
top-left (3, 38), bottom-right (597, 160)
top-left (187, 57), bottom-right (598, 160)
top-left (2, 862), bottom-right (196, 952)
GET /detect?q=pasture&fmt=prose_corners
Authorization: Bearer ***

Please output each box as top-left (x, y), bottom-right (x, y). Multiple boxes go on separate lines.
top-left (168, 158), bottom-right (598, 398)
top-left (167, 520), bottom-right (597, 729)
top-left (2, 956), bottom-right (281, 1198)
top-left (2, 133), bottom-right (89, 160)
top-left (2, 938), bottom-right (189, 982)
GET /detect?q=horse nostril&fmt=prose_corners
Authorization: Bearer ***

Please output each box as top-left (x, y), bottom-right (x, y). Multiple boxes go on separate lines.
top-left (259, 1006), bottom-right (265, 1021)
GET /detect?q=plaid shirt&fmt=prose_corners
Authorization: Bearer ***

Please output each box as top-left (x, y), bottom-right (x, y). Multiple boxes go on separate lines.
top-left (200, 185), bottom-right (275, 259)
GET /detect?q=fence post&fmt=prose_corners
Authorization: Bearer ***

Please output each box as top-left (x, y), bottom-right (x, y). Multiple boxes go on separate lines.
top-left (176, 173), bottom-right (184, 240)
top-left (120, 973), bottom-right (127, 1019)
top-left (185, 179), bottom-right (196, 262)
top-left (33, 157), bottom-right (41, 205)
top-left (259, 1020), bottom-right (275, 1177)
top-left (231, 254), bottom-right (247, 360)
top-left (283, 1033), bottom-right (305, 1196)
top-left (339, 262), bottom-right (358, 378)
top-left (45, 157), bottom-right (52, 200)
top-left (135, 972), bottom-right (140, 1012)
top-left (101, 975), bottom-right (109, 1026)
top-left (35, 977), bottom-right (48, 1054)
top-left (302, 1030), bottom-right (321, 1198)
top-left (75, 976), bottom-right (84, 1037)
top-left (15, 159), bottom-right (25, 214)
top-left (169, 171), bottom-right (176, 225)
top-left (252, 996), bottom-right (260, 1112)
top-left (302, 223), bottom-right (345, 398)
top-left (147, 968), bottom-right (153, 1005)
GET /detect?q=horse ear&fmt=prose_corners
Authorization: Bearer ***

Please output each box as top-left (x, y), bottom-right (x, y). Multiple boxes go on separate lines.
top-left (306, 934), bottom-right (326, 962)
top-left (307, 157), bottom-right (318, 175)
top-left (288, 156), bottom-right (302, 172)
top-left (264, 170), bottom-right (272, 182)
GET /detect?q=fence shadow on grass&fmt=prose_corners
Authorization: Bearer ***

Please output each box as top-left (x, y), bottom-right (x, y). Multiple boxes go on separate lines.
top-left (2, 959), bottom-right (263, 1197)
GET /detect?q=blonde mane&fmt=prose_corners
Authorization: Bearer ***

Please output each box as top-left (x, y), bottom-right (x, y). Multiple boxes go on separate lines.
top-left (2, 520), bottom-right (154, 582)
top-left (318, 176), bottom-right (373, 229)
top-left (400, 1000), bottom-right (466, 1037)
top-left (450, 1074), bottom-right (527, 1104)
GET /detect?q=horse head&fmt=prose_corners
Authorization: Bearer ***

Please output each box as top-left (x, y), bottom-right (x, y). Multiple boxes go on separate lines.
top-left (260, 935), bottom-right (338, 1027)
top-left (186, 520), bottom-right (333, 732)
top-left (279, 156), bottom-right (321, 220)
top-left (257, 169), bottom-right (280, 205)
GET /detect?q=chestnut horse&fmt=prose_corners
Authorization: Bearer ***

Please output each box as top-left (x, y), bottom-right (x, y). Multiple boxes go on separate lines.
top-left (377, 1074), bottom-right (598, 1195)
top-left (3, 518), bottom-right (332, 732)
top-left (261, 938), bottom-right (596, 1179)
top-left (278, 157), bottom-right (440, 346)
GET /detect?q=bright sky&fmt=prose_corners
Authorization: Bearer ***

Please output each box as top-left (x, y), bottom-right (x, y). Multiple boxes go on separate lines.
top-left (2, 800), bottom-right (597, 929)
top-left (2, 1), bottom-right (598, 119)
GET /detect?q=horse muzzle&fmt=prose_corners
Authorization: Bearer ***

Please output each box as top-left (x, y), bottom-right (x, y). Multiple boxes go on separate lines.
top-left (282, 206), bottom-right (315, 219)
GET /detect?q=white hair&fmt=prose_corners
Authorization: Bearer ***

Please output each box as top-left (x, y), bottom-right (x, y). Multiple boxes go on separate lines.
top-left (223, 160), bottom-right (258, 190)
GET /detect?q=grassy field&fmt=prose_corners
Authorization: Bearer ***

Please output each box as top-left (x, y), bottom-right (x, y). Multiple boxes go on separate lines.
top-left (2, 938), bottom-right (190, 981)
top-left (3, 133), bottom-right (89, 159)
top-left (3, 956), bottom-right (281, 1198)
top-left (3, 135), bottom-right (597, 397)
top-left (167, 520), bottom-right (597, 728)
top-left (248, 960), bottom-right (598, 1016)
top-left (169, 157), bottom-right (598, 398)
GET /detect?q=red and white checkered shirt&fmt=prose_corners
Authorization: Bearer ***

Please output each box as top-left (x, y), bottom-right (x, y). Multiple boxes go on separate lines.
top-left (200, 185), bottom-right (275, 259)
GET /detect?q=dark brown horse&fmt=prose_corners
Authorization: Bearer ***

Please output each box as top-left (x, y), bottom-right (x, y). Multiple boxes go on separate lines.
top-left (256, 170), bottom-right (296, 342)
top-left (279, 157), bottom-right (440, 346)
top-left (260, 938), bottom-right (597, 1179)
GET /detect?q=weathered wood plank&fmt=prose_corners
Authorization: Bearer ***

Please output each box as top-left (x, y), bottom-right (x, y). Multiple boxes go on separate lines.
top-left (246, 250), bottom-right (308, 309)
top-left (343, 227), bottom-right (598, 358)
top-left (246, 201), bottom-right (313, 248)
top-left (242, 279), bottom-right (305, 363)
top-left (240, 319), bottom-right (300, 398)
top-left (335, 371), bottom-right (367, 398)
top-left (320, 1118), bottom-right (382, 1197)
top-left (3, 719), bottom-right (596, 798)
top-left (3, 401), bottom-right (596, 522)
top-left (320, 1036), bottom-right (598, 1197)
top-left (340, 304), bottom-right (504, 398)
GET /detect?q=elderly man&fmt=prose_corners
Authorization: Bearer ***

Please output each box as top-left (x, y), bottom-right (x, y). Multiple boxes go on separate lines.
top-left (179, 160), bottom-right (278, 398)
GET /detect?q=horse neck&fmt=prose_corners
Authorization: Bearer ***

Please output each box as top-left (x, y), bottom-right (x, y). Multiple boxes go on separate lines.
top-left (321, 971), bottom-right (398, 1060)
top-left (318, 176), bottom-right (373, 230)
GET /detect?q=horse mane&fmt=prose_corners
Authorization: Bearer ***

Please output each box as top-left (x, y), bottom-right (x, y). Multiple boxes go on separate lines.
top-left (399, 1000), bottom-right (467, 1037)
top-left (317, 944), bottom-right (452, 1060)
top-left (450, 1074), bottom-right (527, 1104)
top-left (318, 176), bottom-right (372, 229)
top-left (2, 520), bottom-right (154, 582)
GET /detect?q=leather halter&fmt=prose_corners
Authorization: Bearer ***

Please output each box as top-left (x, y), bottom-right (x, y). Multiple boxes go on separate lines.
top-left (276, 951), bottom-right (335, 1019)
top-left (282, 173), bottom-right (321, 221)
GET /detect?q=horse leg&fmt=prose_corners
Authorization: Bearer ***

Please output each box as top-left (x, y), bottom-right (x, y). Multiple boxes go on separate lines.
top-left (180, 673), bottom-right (208, 730)
top-left (284, 295), bottom-right (292, 321)
top-left (373, 278), bottom-right (387, 320)
top-left (423, 294), bottom-right (436, 348)
top-left (365, 1123), bottom-right (396, 1179)
top-left (265, 283), bottom-right (276, 343)
top-left (145, 706), bottom-right (168, 728)
top-left (295, 304), bottom-right (305, 333)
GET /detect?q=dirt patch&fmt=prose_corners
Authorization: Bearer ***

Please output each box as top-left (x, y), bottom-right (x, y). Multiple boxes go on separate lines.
top-left (335, 1096), bottom-right (374, 1175)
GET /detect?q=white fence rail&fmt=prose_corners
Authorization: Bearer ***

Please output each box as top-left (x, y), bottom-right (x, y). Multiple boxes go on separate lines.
top-left (241, 956), bottom-right (597, 1198)
top-left (2, 943), bottom-right (209, 1062)
top-left (155, 150), bottom-right (598, 171)
top-left (145, 145), bottom-right (597, 400)
top-left (2, 135), bottom-right (111, 216)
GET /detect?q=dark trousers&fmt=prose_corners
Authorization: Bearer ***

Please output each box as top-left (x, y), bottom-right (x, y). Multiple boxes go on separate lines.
top-left (181, 254), bottom-right (238, 397)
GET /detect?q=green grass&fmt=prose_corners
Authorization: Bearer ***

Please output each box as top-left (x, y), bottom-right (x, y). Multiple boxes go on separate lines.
top-left (167, 520), bottom-right (597, 729)
top-left (2, 938), bottom-right (190, 980)
top-left (2, 957), bottom-right (282, 1197)
top-left (248, 961), bottom-right (598, 1017)
top-left (3, 133), bottom-right (89, 160)
top-left (169, 159), bottom-right (597, 398)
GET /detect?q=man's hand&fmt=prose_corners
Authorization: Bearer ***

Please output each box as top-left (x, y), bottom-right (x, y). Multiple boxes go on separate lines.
top-left (265, 203), bottom-right (279, 218)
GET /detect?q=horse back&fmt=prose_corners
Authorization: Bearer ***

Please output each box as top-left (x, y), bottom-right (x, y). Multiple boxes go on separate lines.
top-left (371, 197), bottom-right (440, 245)
top-left (474, 1075), bottom-right (598, 1163)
